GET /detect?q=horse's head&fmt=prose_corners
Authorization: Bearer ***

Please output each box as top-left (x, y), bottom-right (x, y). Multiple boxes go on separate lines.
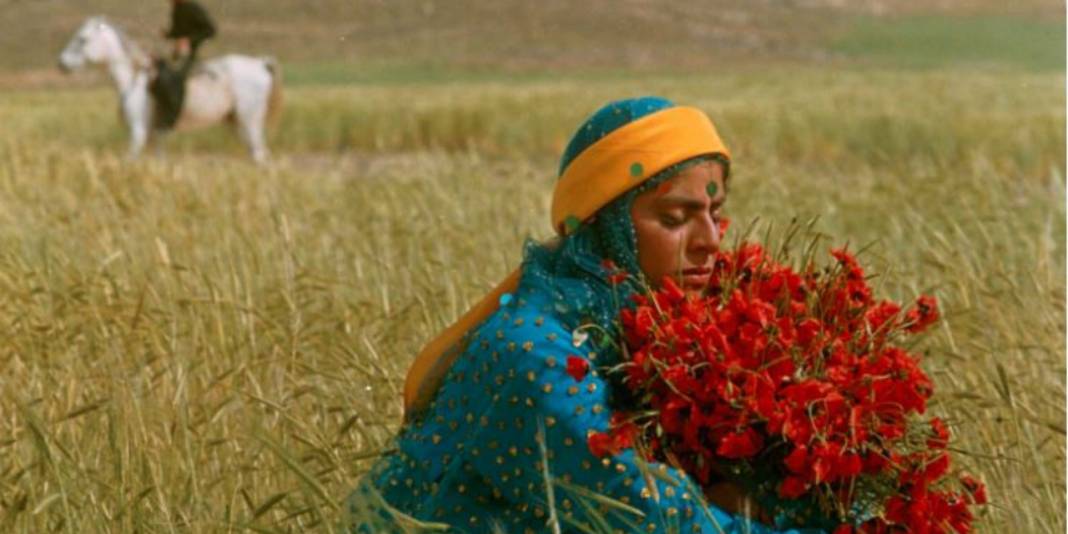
top-left (58, 16), bottom-right (125, 72)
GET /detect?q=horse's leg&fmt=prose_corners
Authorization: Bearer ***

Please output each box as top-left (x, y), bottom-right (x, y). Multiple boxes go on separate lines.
top-left (125, 82), bottom-right (153, 160)
top-left (128, 121), bottom-right (148, 160)
top-left (236, 106), bottom-right (269, 164)
top-left (232, 70), bottom-right (272, 165)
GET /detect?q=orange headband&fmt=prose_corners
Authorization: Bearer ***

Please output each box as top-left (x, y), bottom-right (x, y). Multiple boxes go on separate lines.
top-left (551, 106), bottom-right (730, 235)
top-left (403, 106), bottom-right (731, 416)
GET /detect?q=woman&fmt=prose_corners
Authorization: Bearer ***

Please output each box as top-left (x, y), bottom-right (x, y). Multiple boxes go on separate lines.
top-left (348, 97), bottom-right (823, 533)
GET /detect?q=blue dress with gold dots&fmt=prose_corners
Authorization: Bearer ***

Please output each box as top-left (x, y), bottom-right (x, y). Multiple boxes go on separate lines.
top-left (350, 268), bottom-right (821, 533)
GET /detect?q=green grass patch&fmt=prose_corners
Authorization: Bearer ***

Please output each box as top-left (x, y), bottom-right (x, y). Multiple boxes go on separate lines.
top-left (283, 61), bottom-right (486, 86)
top-left (281, 60), bottom-right (703, 87)
top-left (833, 15), bottom-right (1065, 71)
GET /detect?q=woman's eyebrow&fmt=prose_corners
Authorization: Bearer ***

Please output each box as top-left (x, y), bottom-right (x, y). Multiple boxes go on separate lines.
top-left (655, 196), bottom-right (725, 210)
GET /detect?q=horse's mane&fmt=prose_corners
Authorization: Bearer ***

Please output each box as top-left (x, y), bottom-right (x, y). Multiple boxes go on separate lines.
top-left (96, 16), bottom-right (150, 68)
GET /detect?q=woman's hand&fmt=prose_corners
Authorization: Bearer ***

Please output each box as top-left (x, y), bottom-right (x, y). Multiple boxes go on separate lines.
top-left (704, 481), bottom-right (774, 525)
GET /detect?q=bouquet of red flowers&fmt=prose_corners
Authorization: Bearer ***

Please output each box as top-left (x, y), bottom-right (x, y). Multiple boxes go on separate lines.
top-left (586, 238), bottom-right (987, 533)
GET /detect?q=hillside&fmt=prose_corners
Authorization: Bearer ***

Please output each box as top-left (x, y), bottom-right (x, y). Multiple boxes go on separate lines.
top-left (0, 0), bottom-right (1062, 88)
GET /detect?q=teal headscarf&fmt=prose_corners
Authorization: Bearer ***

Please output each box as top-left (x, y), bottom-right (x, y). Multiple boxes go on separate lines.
top-left (519, 97), bottom-right (727, 342)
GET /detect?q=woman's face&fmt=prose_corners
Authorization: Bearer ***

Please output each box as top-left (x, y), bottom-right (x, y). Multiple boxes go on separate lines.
top-left (630, 160), bottom-right (727, 293)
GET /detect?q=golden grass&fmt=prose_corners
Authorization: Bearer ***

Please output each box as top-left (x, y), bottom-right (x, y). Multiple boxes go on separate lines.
top-left (0, 67), bottom-right (1063, 532)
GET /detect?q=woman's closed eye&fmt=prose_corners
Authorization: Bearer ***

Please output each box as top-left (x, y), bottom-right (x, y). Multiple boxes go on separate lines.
top-left (659, 211), bottom-right (686, 227)
top-left (660, 207), bottom-right (723, 228)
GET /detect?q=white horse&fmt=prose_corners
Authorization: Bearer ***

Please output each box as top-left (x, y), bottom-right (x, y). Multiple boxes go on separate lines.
top-left (58, 16), bottom-right (282, 163)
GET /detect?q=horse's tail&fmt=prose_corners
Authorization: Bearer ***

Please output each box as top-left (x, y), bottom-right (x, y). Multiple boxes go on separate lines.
top-left (264, 57), bottom-right (283, 126)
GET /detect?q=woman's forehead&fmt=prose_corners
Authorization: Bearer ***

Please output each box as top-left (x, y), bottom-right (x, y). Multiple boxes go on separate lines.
top-left (651, 162), bottom-right (726, 200)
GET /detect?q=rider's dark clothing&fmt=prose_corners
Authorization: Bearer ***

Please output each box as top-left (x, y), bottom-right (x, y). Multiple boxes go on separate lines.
top-left (151, 1), bottom-right (216, 130)
top-left (165, 0), bottom-right (216, 55)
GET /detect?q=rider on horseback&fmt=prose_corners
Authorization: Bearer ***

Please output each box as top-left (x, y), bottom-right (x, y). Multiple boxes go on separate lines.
top-left (150, 0), bottom-right (216, 131)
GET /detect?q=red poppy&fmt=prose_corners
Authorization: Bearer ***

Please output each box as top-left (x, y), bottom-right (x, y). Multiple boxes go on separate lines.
top-left (718, 216), bottom-right (731, 236)
top-left (928, 417), bottom-right (950, 449)
top-left (716, 428), bottom-right (763, 459)
top-left (865, 300), bottom-right (902, 335)
top-left (779, 475), bottom-right (809, 499)
top-left (586, 431), bottom-right (614, 458)
top-left (565, 355), bottom-right (589, 382)
top-left (960, 474), bottom-right (988, 505)
top-left (600, 258), bottom-right (628, 285)
top-left (905, 295), bottom-right (939, 333)
top-left (586, 422), bottom-right (638, 458)
top-left (921, 452), bottom-right (951, 484)
top-left (784, 444), bottom-right (809, 474)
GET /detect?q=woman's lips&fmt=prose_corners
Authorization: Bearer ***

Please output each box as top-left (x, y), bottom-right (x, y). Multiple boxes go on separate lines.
top-left (682, 267), bottom-right (711, 288)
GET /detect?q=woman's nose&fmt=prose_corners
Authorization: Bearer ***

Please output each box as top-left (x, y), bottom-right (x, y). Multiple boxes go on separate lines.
top-left (688, 213), bottom-right (720, 257)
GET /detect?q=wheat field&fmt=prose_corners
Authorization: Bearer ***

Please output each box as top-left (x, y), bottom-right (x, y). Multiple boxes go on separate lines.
top-left (0, 64), bottom-right (1063, 533)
